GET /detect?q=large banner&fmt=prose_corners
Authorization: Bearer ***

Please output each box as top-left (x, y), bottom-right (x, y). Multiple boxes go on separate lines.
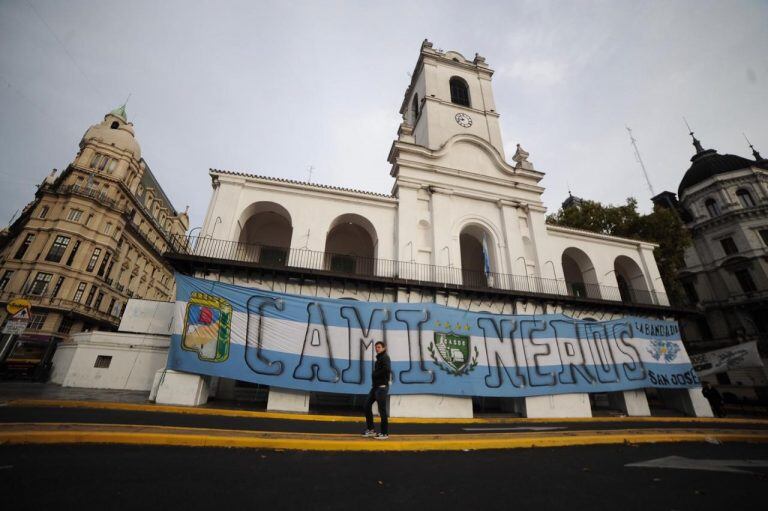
top-left (690, 341), bottom-right (764, 376)
top-left (168, 274), bottom-right (700, 397)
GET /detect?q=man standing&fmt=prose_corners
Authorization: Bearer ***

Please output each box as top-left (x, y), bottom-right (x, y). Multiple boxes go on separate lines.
top-left (363, 341), bottom-right (391, 439)
top-left (702, 382), bottom-right (725, 417)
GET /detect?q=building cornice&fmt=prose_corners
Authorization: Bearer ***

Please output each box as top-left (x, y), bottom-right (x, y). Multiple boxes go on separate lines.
top-left (546, 224), bottom-right (658, 249)
top-left (209, 169), bottom-right (397, 204)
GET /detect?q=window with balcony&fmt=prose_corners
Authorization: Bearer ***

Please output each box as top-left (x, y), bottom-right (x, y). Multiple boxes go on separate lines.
top-left (736, 188), bottom-right (755, 208)
top-left (14, 233), bottom-right (35, 259)
top-left (28, 312), bottom-right (48, 330)
top-left (705, 198), bottom-right (720, 217)
top-left (97, 252), bottom-right (112, 277)
top-left (85, 285), bottom-right (97, 307)
top-left (734, 269), bottom-right (757, 294)
top-left (66, 240), bottom-right (81, 266)
top-left (73, 282), bottom-right (87, 302)
top-left (720, 237), bottom-right (738, 256)
top-left (0, 270), bottom-right (14, 292)
top-left (67, 209), bottom-right (83, 222)
top-left (45, 235), bottom-right (71, 262)
top-left (52, 276), bottom-right (65, 298)
top-left (28, 272), bottom-right (53, 296)
top-left (86, 248), bottom-right (102, 272)
top-left (58, 317), bottom-right (74, 334)
top-left (94, 292), bottom-right (105, 310)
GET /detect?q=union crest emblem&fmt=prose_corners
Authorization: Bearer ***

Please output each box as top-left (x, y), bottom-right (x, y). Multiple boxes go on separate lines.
top-left (182, 292), bottom-right (232, 362)
top-left (429, 331), bottom-right (479, 376)
top-left (647, 339), bottom-right (680, 363)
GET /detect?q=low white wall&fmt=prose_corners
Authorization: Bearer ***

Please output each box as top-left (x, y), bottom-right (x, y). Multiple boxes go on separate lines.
top-left (119, 299), bottom-right (175, 335)
top-left (50, 331), bottom-right (170, 391)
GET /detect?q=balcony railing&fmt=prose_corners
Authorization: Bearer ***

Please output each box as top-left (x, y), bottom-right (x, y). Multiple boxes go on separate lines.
top-left (59, 184), bottom-right (121, 211)
top-left (167, 235), bottom-right (669, 307)
top-left (0, 291), bottom-right (121, 325)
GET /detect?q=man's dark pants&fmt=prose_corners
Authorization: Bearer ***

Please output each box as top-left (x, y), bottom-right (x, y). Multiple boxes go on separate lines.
top-left (364, 386), bottom-right (389, 435)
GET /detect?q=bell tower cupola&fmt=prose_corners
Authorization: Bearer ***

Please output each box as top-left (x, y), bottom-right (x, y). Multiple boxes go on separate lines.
top-left (398, 40), bottom-right (506, 158)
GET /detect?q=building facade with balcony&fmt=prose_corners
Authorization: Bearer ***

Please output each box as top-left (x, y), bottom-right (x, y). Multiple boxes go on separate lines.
top-left (653, 135), bottom-right (768, 400)
top-left (161, 41), bottom-right (707, 418)
top-left (0, 105), bottom-right (189, 374)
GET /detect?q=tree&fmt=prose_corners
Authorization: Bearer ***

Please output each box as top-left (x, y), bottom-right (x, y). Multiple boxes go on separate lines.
top-left (546, 198), bottom-right (691, 303)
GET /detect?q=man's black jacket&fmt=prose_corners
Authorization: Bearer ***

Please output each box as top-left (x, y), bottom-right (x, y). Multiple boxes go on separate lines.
top-left (372, 351), bottom-right (391, 387)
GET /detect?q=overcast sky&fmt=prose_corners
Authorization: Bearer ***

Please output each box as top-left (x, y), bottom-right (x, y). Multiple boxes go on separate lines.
top-left (1, 0), bottom-right (766, 230)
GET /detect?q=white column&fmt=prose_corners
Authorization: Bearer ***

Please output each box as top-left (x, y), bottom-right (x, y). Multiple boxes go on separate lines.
top-left (267, 387), bottom-right (310, 413)
top-left (608, 389), bottom-right (651, 416)
top-left (524, 393), bottom-right (592, 418)
top-left (389, 395), bottom-right (473, 419)
top-left (154, 369), bottom-right (211, 406)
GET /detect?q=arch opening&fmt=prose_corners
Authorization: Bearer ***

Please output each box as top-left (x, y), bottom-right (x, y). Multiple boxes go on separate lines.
top-left (449, 76), bottom-right (470, 107)
top-left (614, 255), bottom-right (651, 304)
top-left (459, 224), bottom-right (495, 288)
top-left (237, 202), bottom-right (293, 266)
top-left (324, 214), bottom-right (377, 276)
top-left (561, 247), bottom-right (601, 299)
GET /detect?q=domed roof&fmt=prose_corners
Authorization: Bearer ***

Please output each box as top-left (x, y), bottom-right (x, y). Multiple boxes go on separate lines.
top-left (81, 106), bottom-right (141, 160)
top-left (678, 135), bottom-right (755, 196)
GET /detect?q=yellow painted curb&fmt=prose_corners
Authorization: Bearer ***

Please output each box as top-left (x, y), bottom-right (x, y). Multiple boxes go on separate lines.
top-left (6, 398), bottom-right (768, 425)
top-left (1, 423), bottom-right (767, 451)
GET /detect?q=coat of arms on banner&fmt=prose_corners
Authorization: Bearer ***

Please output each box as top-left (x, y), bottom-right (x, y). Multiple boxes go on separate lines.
top-left (428, 326), bottom-right (479, 376)
top-left (647, 339), bottom-right (680, 363)
top-left (182, 292), bottom-right (232, 362)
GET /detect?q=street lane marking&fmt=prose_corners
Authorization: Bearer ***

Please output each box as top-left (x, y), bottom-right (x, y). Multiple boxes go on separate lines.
top-left (626, 455), bottom-right (768, 474)
top-left (462, 427), bottom-right (568, 432)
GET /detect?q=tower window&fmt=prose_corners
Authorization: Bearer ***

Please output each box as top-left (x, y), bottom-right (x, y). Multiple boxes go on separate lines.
top-left (110, 121), bottom-right (119, 129)
top-left (736, 189), bottom-right (755, 208)
top-left (412, 93), bottom-right (420, 123)
top-left (449, 77), bottom-right (470, 107)
top-left (705, 198), bottom-right (720, 217)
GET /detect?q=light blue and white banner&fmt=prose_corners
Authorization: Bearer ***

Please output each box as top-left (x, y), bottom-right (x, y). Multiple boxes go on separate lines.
top-left (168, 274), bottom-right (700, 397)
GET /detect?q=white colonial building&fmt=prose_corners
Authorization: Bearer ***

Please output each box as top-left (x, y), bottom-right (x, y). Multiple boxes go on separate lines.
top-left (151, 40), bottom-right (711, 418)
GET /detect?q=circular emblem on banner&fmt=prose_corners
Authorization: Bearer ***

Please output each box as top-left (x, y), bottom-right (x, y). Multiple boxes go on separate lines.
top-left (6, 298), bottom-right (31, 315)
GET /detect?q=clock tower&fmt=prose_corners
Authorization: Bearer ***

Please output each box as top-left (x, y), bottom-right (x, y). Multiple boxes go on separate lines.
top-left (395, 39), bottom-right (506, 157)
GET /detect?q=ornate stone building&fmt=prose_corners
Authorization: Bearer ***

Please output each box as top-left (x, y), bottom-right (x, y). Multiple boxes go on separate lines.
top-left (0, 106), bottom-right (188, 355)
top-left (653, 134), bottom-right (768, 398)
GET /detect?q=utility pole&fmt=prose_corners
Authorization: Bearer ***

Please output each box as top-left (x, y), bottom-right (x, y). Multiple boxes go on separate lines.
top-left (626, 126), bottom-right (655, 196)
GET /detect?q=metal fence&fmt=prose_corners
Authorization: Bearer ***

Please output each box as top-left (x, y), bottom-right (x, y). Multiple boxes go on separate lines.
top-left (168, 235), bottom-right (668, 306)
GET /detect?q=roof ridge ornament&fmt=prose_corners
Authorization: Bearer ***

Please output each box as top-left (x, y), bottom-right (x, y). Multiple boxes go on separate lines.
top-left (513, 143), bottom-right (534, 171)
top-left (743, 133), bottom-right (763, 161)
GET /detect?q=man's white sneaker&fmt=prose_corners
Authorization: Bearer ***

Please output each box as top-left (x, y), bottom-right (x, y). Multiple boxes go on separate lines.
top-left (362, 430), bottom-right (376, 437)
top-left (374, 434), bottom-right (389, 440)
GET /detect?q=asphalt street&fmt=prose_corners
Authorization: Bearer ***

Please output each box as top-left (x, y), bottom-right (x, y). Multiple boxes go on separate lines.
top-left (2, 442), bottom-right (767, 511)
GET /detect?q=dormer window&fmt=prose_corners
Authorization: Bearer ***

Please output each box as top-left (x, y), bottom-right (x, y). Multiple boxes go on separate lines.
top-left (449, 76), bottom-right (470, 107)
top-left (736, 188), bottom-right (755, 208)
top-left (705, 198), bottom-right (720, 217)
top-left (110, 121), bottom-right (119, 129)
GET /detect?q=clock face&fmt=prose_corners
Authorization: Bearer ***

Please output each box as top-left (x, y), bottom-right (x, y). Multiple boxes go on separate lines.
top-left (455, 112), bottom-right (473, 128)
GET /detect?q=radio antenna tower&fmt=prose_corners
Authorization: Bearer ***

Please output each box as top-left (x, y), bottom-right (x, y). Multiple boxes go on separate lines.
top-left (625, 126), bottom-right (655, 196)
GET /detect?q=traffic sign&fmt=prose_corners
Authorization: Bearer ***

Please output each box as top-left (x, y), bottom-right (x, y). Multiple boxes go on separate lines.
top-left (6, 298), bottom-right (31, 315)
top-left (2, 320), bottom-right (27, 335)
top-left (11, 308), bottom-right (30, 321)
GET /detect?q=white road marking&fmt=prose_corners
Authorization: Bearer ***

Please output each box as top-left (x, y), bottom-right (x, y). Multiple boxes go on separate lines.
top-left (626, 456), bottom-right (768, 474)
top-left (462, 426), bottom-right (568, 432)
